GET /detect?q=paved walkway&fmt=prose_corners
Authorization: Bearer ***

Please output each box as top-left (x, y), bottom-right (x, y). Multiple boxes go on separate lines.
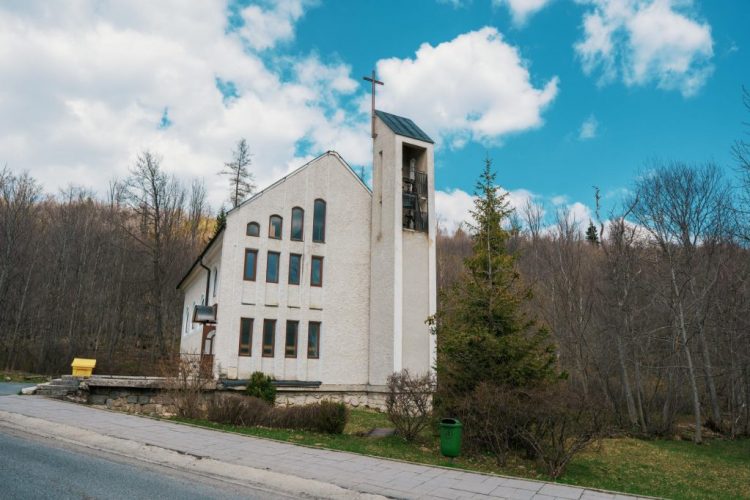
top-left (0, 396), bottom-right (642, 500)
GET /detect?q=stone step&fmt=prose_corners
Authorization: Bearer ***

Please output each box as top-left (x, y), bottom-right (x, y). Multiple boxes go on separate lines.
top-left (47, 378), bottom-right (80, 387)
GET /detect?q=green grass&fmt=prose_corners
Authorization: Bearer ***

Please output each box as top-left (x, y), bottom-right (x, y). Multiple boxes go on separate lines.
top-left (174, 409), bottom-right (750, 500)
top-left (1, 370), bottom-right (49, 383)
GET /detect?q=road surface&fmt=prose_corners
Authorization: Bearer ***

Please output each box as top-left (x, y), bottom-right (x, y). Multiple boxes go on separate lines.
top-left (0, 428), bottom-right (292, 500)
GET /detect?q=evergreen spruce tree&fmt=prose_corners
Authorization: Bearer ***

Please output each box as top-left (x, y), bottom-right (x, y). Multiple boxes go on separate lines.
top-left (585, 220), bottom-right (599, 245)
top-left (433, 158), bottom-right (558, 408)
top-left (213, 206), bottom-right (226, 237)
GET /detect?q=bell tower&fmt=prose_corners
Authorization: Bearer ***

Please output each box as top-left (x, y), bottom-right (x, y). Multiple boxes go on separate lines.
top-left (368, 109), bottom-right (437, 386)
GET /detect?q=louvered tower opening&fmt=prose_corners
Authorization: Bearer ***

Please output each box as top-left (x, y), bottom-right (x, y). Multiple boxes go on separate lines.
top-left (401, 144), bottom-right (428, 232)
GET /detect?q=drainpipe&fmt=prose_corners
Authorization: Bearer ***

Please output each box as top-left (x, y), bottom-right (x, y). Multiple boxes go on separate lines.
top-left (199, 259), bottom-right (211, 306)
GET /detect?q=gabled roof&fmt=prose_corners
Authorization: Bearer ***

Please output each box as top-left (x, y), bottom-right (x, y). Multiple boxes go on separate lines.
top-left (177, 151), bottom-right (369, 290)
top-left (176, 227), bottom-right (223, 290)
top-left (228, 150), bottom-right (370, 216)
top-left (375, 110), bottom-right (434, 144)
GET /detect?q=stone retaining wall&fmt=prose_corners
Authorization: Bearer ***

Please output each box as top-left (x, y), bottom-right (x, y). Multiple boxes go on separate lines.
top-left (87, 387), bottom-right (179, 417)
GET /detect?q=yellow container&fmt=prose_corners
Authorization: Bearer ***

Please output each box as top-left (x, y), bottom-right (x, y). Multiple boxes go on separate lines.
top-left (71, 358), bottom-right (96, 377)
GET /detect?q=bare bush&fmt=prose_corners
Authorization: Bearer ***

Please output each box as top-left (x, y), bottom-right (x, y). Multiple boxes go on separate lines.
top-left (515, 385), bottom-right (609, 479)
top-left (162, 354), bottom-right (213, 419)
top-left (386, 370), bottom-right (435, 441)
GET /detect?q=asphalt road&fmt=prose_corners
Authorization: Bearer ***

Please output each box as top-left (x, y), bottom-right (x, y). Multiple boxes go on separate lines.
top-left (0, 382), bottom-right (35, 396)
top-left (0, 429), bottom-right (293, 500)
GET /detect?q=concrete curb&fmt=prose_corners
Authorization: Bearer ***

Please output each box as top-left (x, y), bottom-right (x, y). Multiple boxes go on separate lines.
top-left (0, 410), bottom-right (385, 500)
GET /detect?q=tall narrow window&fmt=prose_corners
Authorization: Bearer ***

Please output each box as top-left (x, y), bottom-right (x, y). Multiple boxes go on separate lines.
top-left (266, 251), bottom-right (280, 283)
top-left (212, 267), bottom-right (219, 297)
top-left (288, 253), bottom-right (301, 285)
top-left (246, 222), bottom-right (260, 236)
top-left (291, 207), bottom-right (304, 241)
top-left (269, 215), bottom-right (282, 239)
top-left (243, 249), bottom-right (257, 281)
top-left (313, 199), bottom-right (326, 242)
top-left (239, 318), bottom-right (253, 356)
top-left (311, 256), bottom-right (323, 287)
top-left (307, 322), bottom-right (320, 359)
top-left (262, 319), bottom-right (276, 357)
top-left (285, 320), bottom-right (299, 358)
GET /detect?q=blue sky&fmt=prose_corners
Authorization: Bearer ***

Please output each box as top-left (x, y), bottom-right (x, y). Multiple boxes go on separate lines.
top-left (1, 1), bottom-right (748, 230)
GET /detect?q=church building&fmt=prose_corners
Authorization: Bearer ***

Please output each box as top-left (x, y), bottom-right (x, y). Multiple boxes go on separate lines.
top-left (177, 110), bottom-right (436, 406)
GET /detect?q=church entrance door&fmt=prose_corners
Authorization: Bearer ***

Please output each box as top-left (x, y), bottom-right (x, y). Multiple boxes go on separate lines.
top-left (200, 325), bottom-right (215, 378)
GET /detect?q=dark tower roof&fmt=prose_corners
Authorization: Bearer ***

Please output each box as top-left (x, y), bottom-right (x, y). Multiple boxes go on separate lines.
top-left (375, 110), bottom-right (434, 144)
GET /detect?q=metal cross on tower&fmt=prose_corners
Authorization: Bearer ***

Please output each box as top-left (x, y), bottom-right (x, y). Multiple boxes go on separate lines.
top-left (363, 69), bottom-right (384, 139)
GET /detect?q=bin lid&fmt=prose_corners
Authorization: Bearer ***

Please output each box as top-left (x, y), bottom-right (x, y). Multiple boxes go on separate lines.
top-left (440, 418), bottom-right (462, 426)
top-left (71, 358), bottom-right (96, 368)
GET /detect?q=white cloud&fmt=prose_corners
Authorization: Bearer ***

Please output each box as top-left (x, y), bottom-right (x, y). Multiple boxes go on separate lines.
top-left (0, 1), bottom-right (370, 209)
top-left (238, 0), bottom-right (312, 51)
top-left (495, 0), bottom-right (553, 25)
top-left (374, 27), bottom-right (559, 147)
top-left (436, 189), bottom-right (476, 233)
top-left (575, 0), bottom-right (714, 97)
top-left (436, 186), bottom-right (548, 234)
top-left (579, 114), bottom-right (599, 140)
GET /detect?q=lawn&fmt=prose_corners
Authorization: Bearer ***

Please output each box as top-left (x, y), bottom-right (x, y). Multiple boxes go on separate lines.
top-left (175, 408), bottom-right (750, 499)
top-left (0, 370), bottom-right (49, 383)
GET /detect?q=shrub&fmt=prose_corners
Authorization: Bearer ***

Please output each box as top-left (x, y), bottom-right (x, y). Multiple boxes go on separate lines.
top-left (453, 382), bottom-right (609, 478)
top-left (268, 400), bottom-right (348, 434)
top-left (386, 369), bottom-right (435, 441)
top-left (207, 392), bottom-right (255, 424)
top-left (206, 392), bottom-right (348, 434)
top-left (514, 385), bottom-right (609, 479)
top-left (455, 383), bottom-right (517, 464)
top-left (162, 354), bottom-right (213, 419)
top-left (245, 371), bottom-right (276, 404)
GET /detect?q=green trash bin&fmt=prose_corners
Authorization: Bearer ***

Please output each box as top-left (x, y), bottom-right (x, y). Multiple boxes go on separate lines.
top-left (439, 418), bottom-right (463, 457)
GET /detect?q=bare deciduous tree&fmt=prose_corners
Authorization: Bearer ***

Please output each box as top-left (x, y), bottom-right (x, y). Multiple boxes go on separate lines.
top-left (221, 138), bottom-right (255, 208)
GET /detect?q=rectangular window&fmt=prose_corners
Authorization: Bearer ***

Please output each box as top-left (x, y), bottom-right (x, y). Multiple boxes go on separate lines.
top-left (238, 318), bottom-right (253, 356)
top-left (285, 320), bottom-right (299, 358)
top-left (243, 249), bottom-right (257, 281)
top-left (307, 322), bottom-right (320, 359)
top-left (262, 319), bottom-right (276, 357)
top-left (288, 253), bottom-right (301, 285)
top-left (266, 251), bottom-right (280, 283)
top-left (310, 256), bottom-right (323, 287)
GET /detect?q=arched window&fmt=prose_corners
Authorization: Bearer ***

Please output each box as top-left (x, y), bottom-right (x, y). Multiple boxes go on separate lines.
top-left (313, 199), bottom-right (326, 243)
top-left (246, 222), bottom-right (260, 237)
top-left (291, 207), bottom-right (304, 241)
top-left (212, 267), bottom-right (219, 297)
top-left (269, 215), bottom-right (282, 239)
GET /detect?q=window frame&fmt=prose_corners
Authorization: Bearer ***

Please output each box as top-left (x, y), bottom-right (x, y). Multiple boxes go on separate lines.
top-left (269, 215), bottom-right (283, 239)
top-left (243, 249), bottom-right (258, 281)
top-left (312, 199), bottom-right (326, 243)
top-left (288, 253), bottom-right (302, 285)
top-left (307, 321), bottom-right (321, 359)
top-left (238, 317), bottom-right (253, 357)
top-left (246, 222), bottom-right (260, 237)
top-left (262, 319), bottom-right (276, 357)
top-left (285, 320), bottom-right (299, 358)
top-left (290, 207), bottom-right (304, 241)
top-left (310, 256), bottom-right (324, 287)
top-left (266, 251), bottom-right (280, 283)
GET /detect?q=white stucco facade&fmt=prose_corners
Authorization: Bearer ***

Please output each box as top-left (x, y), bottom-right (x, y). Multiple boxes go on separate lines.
top-left (178, 112), bottom-right (437, 400)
